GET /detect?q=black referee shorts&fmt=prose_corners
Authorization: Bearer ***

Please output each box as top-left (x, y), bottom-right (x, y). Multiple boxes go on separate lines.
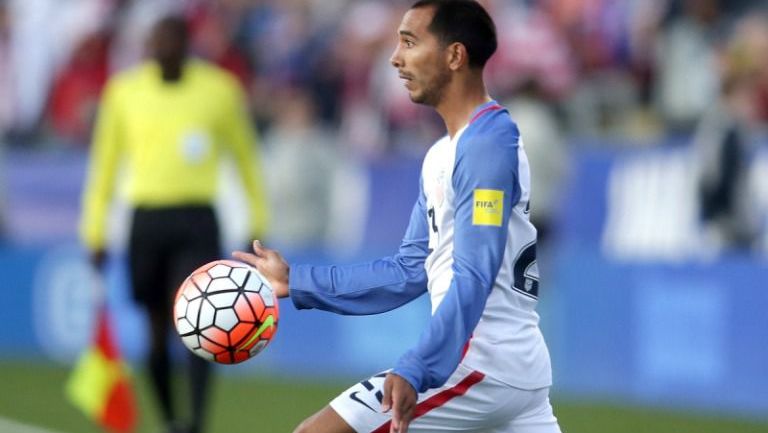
top-left (128, 205), bottom-right (220, 311)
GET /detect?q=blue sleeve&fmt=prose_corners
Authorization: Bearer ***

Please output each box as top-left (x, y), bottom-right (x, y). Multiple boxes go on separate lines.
top-left (392, 125), bottom-right (521, 392)
top-left (288, 183), bottom-right (430, 315)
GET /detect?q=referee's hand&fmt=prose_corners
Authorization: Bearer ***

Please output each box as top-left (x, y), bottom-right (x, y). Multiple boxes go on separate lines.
top-left (381, 373), bottom-right (417, 433)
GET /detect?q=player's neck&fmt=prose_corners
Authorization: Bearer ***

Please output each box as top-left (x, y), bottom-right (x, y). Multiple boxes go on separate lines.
top-left (436, 76), bottom-right (491, 138)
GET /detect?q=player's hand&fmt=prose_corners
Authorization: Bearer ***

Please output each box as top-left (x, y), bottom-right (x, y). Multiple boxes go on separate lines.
top-left (232, 240), bottom-right (289, 298)
top-left (89, 249), bottom-right (107, 272)
top-left (381, 373), bottom-right (417, 433)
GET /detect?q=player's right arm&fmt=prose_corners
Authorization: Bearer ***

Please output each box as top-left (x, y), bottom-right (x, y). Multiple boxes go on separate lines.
top-left (235, 182), bottom-right (431, 315)
top-left (80, 79), bottom-right (124, 255)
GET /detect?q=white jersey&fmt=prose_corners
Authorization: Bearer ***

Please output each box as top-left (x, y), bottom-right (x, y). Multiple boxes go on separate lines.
top-left (421, 119), bottom-right (552, 390)
top-left (290, 101), bottom-right (552, 393)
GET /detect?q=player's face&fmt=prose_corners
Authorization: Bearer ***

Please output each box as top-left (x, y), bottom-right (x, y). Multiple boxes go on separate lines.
top-left (390, 7), bottom-right (451, 106)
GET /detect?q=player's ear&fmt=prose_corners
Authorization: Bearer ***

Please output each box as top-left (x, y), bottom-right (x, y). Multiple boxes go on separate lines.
top-left (446, 42), bottom-right (467, 71)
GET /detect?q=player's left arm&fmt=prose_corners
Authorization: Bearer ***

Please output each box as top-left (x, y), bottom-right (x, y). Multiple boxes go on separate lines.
top-left (220, 76), bottom-right (270, 239)
top-left (287, 184), bottom-right (431, 315)
top-left (234, 181), bottom-right (431, 315)
top-left (392, 129), bottom-right (521, 393)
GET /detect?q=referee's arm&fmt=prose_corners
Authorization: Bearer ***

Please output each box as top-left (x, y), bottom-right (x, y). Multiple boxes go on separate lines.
top-left (80, 80), bottom-right (124, 253)
top-left (220, 80), bottom-right (269, 239)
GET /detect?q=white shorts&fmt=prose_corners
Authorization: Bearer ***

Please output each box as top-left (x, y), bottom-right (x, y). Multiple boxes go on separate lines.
top-left (330, 364), bottom-right (561, 433)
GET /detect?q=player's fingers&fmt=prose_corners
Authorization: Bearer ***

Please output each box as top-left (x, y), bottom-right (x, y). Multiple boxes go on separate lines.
top-left (390, 388), bottom-right (405, 433)
top-left (232, 250), bottom-right (263, 269)
top-left (399, 399), bottom-right (415, 433)
top-left (394, 389), bottom-right (415, 433)
top-left (390, 418), bottom-right (400, 433)
top-left (381, 376), bottom-right (393, 413)
top-left (389, 411), bottom-right (400, 433)
top-left (252, 239), bottom-right (268, 256)
top-left (399, 418), bottom-right (410, 433)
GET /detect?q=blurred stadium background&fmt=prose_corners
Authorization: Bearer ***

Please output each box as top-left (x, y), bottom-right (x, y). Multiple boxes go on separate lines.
top-left (1, 0), bottom-right (768, 432)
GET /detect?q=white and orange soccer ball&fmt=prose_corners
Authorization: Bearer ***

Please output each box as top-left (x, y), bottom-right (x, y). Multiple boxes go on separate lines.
top-left (173, 259), bottom-right (278, 364)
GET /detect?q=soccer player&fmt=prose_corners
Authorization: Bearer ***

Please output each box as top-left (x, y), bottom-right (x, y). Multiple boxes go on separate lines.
top-left (234, 1), bottom-right (561, 432)
top-left (80, 15), bottom-right (269, 433)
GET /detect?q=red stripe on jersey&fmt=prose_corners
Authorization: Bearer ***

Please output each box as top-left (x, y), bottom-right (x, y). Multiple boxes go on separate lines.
top-left (469, 104), bottom-right (502, 124)
top-left (372, 370), bottom-right (485, 433)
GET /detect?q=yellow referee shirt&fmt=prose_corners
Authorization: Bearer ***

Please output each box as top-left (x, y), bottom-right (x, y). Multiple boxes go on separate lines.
top-left (80, 60), bottom-right (269, 250)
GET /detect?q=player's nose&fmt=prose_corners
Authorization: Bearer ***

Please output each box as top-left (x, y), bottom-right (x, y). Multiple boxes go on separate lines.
top-left (390, 46), bottom-right (403, 68)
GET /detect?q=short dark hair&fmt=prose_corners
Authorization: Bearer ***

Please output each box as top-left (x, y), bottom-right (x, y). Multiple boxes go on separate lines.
top-left (411, 0), bottom-right (497, 68)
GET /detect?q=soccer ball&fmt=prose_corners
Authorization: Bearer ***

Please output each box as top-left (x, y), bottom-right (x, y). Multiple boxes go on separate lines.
top-left (173, 259), bottom-right (278, 364)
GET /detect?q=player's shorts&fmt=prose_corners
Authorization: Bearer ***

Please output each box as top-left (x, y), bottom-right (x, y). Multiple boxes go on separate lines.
top-left (330, 363), bottom-right (561, 433)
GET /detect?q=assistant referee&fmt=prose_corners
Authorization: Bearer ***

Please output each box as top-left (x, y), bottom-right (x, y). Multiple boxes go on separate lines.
top-left (79, 15), bottom-right (268, 433)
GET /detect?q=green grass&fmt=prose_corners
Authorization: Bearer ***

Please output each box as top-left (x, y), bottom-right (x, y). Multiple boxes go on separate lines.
top-left (0, 361), bottom-right (765, 433)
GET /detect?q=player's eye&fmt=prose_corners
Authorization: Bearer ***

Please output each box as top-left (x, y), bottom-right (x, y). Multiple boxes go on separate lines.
top-left (404, 40), bottom-right (415, 48)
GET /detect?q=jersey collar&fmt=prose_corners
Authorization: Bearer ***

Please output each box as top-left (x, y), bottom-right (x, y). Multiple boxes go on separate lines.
top-left (469, 100), bottom-right (503, 124)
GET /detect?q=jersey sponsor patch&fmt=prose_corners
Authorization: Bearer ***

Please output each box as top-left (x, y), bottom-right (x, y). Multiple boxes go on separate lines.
top-left (472, 189), bottom-right (504, 226)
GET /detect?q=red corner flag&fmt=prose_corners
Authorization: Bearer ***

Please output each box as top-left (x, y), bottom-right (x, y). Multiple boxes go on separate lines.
top-left (66, 306), bottom-right (138, 433)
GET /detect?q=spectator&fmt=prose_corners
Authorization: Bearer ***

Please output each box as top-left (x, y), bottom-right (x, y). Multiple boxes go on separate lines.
top-left (47, 30), bottom-right (110, 145)
top-left (262, 86), bottom-right (338, 249)
top-left (694, 13), bottom-right (765, 252)
top-left (653, 0), bottom-right (723, 133)
top-left (503, 80), bottom-right (568, 243)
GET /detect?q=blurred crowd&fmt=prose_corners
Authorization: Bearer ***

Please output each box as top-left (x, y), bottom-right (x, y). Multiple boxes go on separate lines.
top-left (2, 0), bottom-right (767, 147)
top-left (1, 0), bottom-right (768, 251)
top-left (0, 0), bottom-right (768, 147)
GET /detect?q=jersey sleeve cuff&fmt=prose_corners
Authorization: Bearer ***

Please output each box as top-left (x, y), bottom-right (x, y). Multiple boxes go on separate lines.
top-left (393, 352), bottom-right (429, 393)
top-left (287, 264), bottom-right (314, 310)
